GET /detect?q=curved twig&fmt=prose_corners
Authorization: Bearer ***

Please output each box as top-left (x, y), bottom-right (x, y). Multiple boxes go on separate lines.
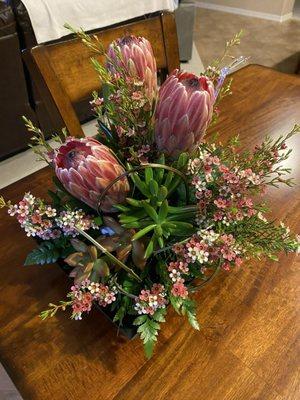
top-left (188, 266), bottom-right (221, 293)
top-left (97, 163), bottom-right (189, 215)
top-left (113, 279), bottom-right (138, 300)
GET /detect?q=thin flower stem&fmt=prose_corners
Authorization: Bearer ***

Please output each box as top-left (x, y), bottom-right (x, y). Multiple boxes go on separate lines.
top-left (189, 266), bottom-right (221, 293)
top-left (74, 226), bottom-right (142, 283)
top-left (113, 279), bottom-right (138, 300)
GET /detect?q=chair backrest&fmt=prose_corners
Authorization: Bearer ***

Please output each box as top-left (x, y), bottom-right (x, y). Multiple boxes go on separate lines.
top-left (24, 12), bottom-right (180, 138)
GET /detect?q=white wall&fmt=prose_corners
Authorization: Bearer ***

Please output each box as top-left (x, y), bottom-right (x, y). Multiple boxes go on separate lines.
top-left (195, 0), bottom-right (295, 18)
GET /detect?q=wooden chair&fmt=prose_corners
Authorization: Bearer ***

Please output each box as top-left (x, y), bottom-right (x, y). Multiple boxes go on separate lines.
top-left (23, 12), bottom-right (180, 138)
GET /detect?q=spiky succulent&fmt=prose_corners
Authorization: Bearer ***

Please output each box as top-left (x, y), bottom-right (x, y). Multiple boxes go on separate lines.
top-left (114, 154), bottom-right (197, 258)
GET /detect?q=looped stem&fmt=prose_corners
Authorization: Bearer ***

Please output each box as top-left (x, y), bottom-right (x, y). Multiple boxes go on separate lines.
top-left (97, 163), bottom-right (189, 215)
top-left (188, 266), bottom-right (220, 293)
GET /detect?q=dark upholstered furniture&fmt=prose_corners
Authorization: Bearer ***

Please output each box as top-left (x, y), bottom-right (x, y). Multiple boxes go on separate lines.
top-left (0, 0), bottom-right (36, 159)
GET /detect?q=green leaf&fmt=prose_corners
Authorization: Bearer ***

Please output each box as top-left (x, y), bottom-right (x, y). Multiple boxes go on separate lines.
top-left (186, 311), bottom-right (200, 330)
top-left (130, 173), bottom-right (150, 197)
top-left (141, 201), bottom-right (159, 222)
top-left (145, 167), bottom-right (153, 185)
top-left (144, 236), bottom-right (155, 258)
top-left (168, 205), bottom-right (197, 214)
top-left (133, 315), bottom-right (161, 359)
top-left (168, 176), bottom-right (182, 194)
top-left (166, 221), bottom-right (194, 236)
top-left (92, 258), bottom-right (110, 278)
top-left (177, 152), bottom-right (189, 168)
top-left (149, 179), bottom-right (159, 197)
top-left (121, 221), bottom-right (141, 229)
top-left (113, 204), bottom-right (131, 212)
top-left (144, 340), bottom-right (155, 359)
top-left (154, 225), bottom-right (163, 237)
top-left (170, 295), bottom-right (183, 314)
top-left (182, 299), bottom-right (200, 330)
top-left (113, 306), bottom-right (126, 324)
top-left (47, 190), bottom-right (61, 206)
top-left (157, 237), bottom-right (164, 248)
top-left (158, 200), bottom-right (169, 221)
top-left (164, 171), bottom-right (174, 188)
top-left (126, 198), bottom-right (143, 207)
top-left (133, 315), bottom-right (147, 325)
top-left (70, 238), bottom-right (88, 252)
top-left (24, 242), bottom-right (60, 265)
top-left (119, 211), bottom-right (146, 223)
top-left (157, 186), bottom-right (168, 202)
top-left (113, 297), bottom-right (131, 325)
top-left (93, 216), bottom-right (103, 226)
top-left (152, 308), bottom-right (166, 323)
top-left (155, 154), bottom-right (165, 183)
top-left (132, 224), bottom-right (156, 241)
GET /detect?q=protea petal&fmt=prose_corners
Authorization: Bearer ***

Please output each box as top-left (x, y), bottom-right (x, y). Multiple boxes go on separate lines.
top-left (106, 35), bottom-right (157, 100)
top-left (54, 137), bottom-right (129, 212)
top-left (155, 70), bottom-right (215, 156)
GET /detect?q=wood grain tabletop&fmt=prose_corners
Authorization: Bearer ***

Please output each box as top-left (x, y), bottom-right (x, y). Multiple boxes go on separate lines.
top-left (0, 65), bottom-right (299, 400)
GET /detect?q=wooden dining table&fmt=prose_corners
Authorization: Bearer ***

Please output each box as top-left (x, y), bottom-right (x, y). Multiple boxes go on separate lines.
top-left (0, 65), bottom-right (299, 400)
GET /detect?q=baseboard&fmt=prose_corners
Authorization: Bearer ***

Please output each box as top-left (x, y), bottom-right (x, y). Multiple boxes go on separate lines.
top-left (195, 2), bottom-right (293, 22)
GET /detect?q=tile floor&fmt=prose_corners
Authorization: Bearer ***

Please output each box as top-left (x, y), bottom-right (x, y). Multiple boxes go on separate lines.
top-left (194, 7), bottom-right (300, 73)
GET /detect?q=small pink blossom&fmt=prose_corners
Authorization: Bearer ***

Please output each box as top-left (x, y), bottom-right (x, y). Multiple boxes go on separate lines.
top-left (171, 282), bottom-right (188, 298)
top-left (214, 198), bottom-right (227, 209)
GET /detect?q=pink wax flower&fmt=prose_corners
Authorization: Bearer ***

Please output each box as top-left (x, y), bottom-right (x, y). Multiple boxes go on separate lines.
top-left (155, 70), bottom-right (215, 156)
top-left (135, 284), bottom-right (167, 315)
top-left (106, 35), bottom-right (157, 100)
top-left (171, 282), bottom-right (188, 299)
top-left (53, 137), bottom-right (129, 213)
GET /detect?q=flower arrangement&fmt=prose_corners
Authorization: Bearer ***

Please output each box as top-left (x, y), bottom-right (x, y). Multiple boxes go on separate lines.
top-left (1, 29), bottom-right (299, 358)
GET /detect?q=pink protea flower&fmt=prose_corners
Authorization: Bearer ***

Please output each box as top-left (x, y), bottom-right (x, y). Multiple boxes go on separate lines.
top-left (155, 70), bottom-right (215, 156)
top-left (54, 137), bottom-right (129, 212)
top-left (106, 35), bottom-right (157, 99)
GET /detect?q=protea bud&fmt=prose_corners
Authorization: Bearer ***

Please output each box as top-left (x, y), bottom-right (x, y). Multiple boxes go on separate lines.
top-left (155, 70), bottom-right (215, 156)
top-left (54, 137), bottom-right (129, 212)
top-left (106, 35), bottom-right (157, 99)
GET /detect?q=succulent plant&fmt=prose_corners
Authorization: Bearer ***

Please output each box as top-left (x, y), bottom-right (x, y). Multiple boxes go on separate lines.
top-left (97, 216), bottom-right (147, 270)
top-left (65, 238), bottom-right (110, 284)
top-left (114, 155), bottom-right (197, 258)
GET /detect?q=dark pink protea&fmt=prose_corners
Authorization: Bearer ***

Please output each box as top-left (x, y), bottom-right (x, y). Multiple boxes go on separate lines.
top-left (54, 137), bottom-right (129, 213)
top-left (155, 70), bottom-right (215, 156)
top-left (106, 35), bottom-right (157, 99)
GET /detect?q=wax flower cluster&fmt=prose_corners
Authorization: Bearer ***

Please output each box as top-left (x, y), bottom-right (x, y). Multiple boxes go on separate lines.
top-left (8, 193), bottom-right (96, 239)
top-left (70, 279), bottom-right (117, 320)
top-left (134, 284), bottom-right (168, 315)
